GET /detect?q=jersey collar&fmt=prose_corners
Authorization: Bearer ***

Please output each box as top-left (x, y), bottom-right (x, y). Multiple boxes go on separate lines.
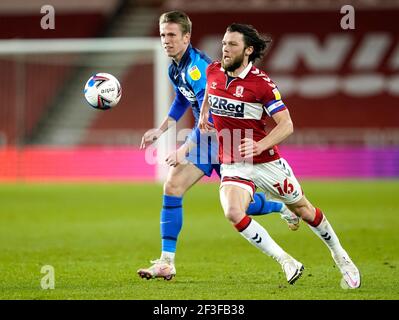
top-left (237, 62), bottom-right (253, 79)
top-left (172, 44), bottom-right (191, 69)
top-left (220, 61), bottom-right (253, 79)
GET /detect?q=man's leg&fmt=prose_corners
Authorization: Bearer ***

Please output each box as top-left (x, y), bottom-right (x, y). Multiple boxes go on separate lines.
top-left (246, 193), bottom-right (300, 230)
top-left (247, 193), bottom-right (282, 214)
top-left (137, 162), bottom-right (204, 280)
top-left (220, 183), bottom-right (304, 285)
top-left (287, 196), bottom-right (361, 289)
top-left (214, 164), bottom-right (299, 229)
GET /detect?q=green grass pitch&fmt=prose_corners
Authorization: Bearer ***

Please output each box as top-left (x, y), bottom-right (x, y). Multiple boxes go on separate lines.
top-left (0, 180), bottom-right (398, 300)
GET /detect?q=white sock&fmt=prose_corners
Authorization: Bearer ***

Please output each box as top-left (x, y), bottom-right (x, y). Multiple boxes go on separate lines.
top-left (161, 251), bottom-right (175, 264)
top-left (308, 213), bottom-right (344, 255)
top-left (238, 217), bottom-right (287, 264)
top-left (280, 204), bottom-right (294, 217)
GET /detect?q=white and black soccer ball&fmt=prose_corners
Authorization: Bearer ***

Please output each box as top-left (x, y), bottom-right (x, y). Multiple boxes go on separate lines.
top-left (84, 73), bottom-right (122, 110)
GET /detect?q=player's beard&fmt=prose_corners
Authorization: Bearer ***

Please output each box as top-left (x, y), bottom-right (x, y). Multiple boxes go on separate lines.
top-left (222, 50), bottom-right (245, 72)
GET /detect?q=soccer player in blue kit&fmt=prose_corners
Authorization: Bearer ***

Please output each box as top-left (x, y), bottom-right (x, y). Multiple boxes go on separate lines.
top-left (137, 11), bottom-right (299, 280)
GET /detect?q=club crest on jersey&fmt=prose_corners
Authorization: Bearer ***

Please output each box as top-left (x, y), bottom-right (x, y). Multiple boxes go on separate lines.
top-left (233, 85), bottom-right (244, 98)
top-left (188, 66), bottom-right (201, 81)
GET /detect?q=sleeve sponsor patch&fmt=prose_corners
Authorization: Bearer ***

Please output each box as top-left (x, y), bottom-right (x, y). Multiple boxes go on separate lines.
top-left (188, 65), bottom-right (201, 81)
top-left (272, 88), bottom-right (281, 100)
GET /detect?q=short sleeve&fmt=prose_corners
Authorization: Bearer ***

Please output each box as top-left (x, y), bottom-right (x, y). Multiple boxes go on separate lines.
top-left (259, 80), bottom-right (287, 117)
top-left (187, 58), bottom-right (209, 98)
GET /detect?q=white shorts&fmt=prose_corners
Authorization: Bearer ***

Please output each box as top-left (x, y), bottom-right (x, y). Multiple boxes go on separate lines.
top-left (220, 158), bottom-right (304, 205)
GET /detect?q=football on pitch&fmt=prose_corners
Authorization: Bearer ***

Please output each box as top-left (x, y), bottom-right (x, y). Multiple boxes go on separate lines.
top-left (84, 73), bottom-right (122, 110)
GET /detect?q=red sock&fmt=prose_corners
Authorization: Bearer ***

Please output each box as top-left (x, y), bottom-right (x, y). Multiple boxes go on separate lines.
top-left (234, 215), bottom-right (252, 232)
top-left (307, 208), bottom-right (324, 227)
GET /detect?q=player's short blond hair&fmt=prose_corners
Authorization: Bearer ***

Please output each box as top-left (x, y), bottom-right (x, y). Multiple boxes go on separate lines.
top-left (159, 11), bottom-right (192, 35)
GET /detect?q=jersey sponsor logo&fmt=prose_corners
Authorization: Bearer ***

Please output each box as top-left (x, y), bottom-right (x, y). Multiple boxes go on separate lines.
top-left (188, 65), bottom-right (201, 81)
top-left (209, 94), bottom-right (264, 119)
top-left (178, 86), bottom-right (196, 102)
top-left (208, 95), bottom-right (244, 118)
top-left (233, 86), bottom-right (244, 98)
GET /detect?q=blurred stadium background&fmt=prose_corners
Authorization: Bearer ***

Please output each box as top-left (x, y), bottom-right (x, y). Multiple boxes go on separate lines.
top-left (1, 0), bottom-right (399, 301)
top-left (0, 0), bottom-right (398, 182)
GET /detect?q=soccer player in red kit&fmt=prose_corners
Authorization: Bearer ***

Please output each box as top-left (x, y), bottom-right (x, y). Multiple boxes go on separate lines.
top-left (198, 23), bottom-right (361, 288)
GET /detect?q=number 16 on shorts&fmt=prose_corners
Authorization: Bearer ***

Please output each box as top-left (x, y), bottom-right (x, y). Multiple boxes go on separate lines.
top-left (273, 178), bottom-right (294, 196)
top-left (273, 178), bottom-right (301, 203)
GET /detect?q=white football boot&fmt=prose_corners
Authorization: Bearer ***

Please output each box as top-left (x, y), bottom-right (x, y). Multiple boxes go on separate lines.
top-left (137, 258), bottom-right (176, 281)
top-left (332, 251), bottom-right (361, 289)
top-left (281, 256), bottom-right (304, 284)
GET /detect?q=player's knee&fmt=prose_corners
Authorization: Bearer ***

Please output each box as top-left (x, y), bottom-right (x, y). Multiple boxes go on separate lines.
top-left (224, 206), bottom-right (245, 224)
top-left (164, 180), bottom-right (185, 196)
top-left (290, 204), bottom-right (314, 222)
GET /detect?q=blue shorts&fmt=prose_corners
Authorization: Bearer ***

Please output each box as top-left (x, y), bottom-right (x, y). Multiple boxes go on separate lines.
top-left (185, 132), bottom-right (221, 177)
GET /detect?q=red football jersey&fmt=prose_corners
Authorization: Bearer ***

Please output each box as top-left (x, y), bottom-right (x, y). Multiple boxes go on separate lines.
top-left (206, 61), bottom-right (287, 164)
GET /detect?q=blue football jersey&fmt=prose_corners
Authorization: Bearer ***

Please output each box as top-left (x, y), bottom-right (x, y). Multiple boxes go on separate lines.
top-left (167, 44), bottom-right (212, 141)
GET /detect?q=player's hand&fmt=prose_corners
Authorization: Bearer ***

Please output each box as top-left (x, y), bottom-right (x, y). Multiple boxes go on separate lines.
top-left (140, 128), bottom-right (163, 149)
top-left (238, 138), bottom-right (266, 158)
top-left (165, 148), bottom-right (188, 167)
top-left (198, 112), bottom-right (215, 133)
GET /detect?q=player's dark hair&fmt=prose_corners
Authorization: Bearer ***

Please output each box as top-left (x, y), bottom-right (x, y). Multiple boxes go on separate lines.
top-left (159, 11), bottom-right (192, 35)
top-left (226, 23), bottom-right (272, 62)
